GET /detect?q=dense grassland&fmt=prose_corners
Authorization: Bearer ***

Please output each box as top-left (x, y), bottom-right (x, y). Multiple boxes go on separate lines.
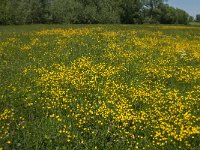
top-left (189, 22), bottom-right (200, 26)
top-left (0, 25), bottom-right (200, 150)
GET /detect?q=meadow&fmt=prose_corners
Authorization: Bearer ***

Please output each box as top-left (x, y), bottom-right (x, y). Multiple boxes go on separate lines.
top-left (189, 22), bottom-right (200, 26)
top-left (0, 25), bottom-right (200, 150)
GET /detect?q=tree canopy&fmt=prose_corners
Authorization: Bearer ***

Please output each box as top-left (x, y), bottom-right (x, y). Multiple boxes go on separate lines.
top-left (0, 0), bottom-right (191, 25)
top-left (196, 14), bottom-right (200, 22)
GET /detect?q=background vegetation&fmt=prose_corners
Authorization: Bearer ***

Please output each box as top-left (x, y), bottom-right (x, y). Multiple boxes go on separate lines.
top-left (196, 14), bottom-right (200, 22)
top-left (0, 0), bottom-right (193, 25)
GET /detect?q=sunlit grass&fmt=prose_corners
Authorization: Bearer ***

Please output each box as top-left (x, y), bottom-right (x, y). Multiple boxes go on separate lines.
top-left (0, 25), bottom-right (200, 150)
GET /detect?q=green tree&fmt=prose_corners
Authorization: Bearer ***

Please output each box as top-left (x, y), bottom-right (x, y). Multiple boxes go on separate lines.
top-left (0, 0), bottom-right (191, 25)
top-left (159, 4), bottom-right (176, 24)
top-left (0, 0), bottom-right (12, 24)
top-left (120, 0), bottom-right (142, 24)
top-left (196, 14), bottom-right (200, 22)
top-left (95, 0), bottom-right (121, 23)
top-left (50, 0), bottom-right (81, 23)
top-left (10, 0), bottom-right (32, 24)
top-left (175, 8), bottom-right (189, 24)
top-left (76, 0), bottom-right (98, 24)
top-left (142, 0), bottom-right (166, 23)
top-left (189, 16), bottom-right (194, 22)
top-left (29, 0), bottom-right (44, 23)
top-left (76, 0), bottom-right (121, 24)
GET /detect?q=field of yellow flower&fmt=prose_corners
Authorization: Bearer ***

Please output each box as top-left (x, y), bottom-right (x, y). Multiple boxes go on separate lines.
top-left (0, 25), bottom-right (200, 150)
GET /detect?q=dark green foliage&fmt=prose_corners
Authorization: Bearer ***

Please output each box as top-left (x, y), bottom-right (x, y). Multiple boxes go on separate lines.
top-left (0, 0), bottom-right (191, 25)
top-left (75, 0), bottom-right (121, 24)
top-left (120, 0), bottom-right (142, 24)
top-left (159, 4), bottom-right (177, 24)
top-left (50, 0), bottom-right (82, 23)
top-left (196, 14), bottom-right (200, 22)
top-left (189, 16), bottom-right (194, 22)
top-left (159, 4), bottom-right (190, 24)
top-left (0, 0), bottom-right (13, 24)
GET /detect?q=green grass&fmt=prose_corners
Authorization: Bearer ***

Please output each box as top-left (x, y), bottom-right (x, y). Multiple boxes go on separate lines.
top-left (189, 21), bottom-right (200, 26)
top-left (0, 24), bottom-right (200, 150)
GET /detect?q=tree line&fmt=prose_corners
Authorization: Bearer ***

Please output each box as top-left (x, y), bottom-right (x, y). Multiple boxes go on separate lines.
top-left (196, 14), bottom-right (200, 22)
top-left (0, 0), bottom-right (192, 25)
